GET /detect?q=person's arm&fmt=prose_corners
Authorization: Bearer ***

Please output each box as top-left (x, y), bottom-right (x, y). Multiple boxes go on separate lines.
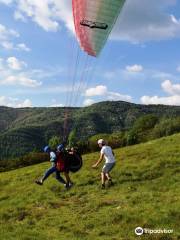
top-left (50, 152), bottom-right (56, 162)
top-left (92, 153), bottom-right (104, 168)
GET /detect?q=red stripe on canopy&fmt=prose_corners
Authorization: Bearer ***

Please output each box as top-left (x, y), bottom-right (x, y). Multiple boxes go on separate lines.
top-left (72, 0), bottom-right (96, 56)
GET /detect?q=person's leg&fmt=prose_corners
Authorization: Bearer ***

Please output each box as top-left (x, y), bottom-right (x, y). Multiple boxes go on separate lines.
top-left (64, 172), bottom-right (73, 188)
top-left (106, 173), bottom-right (114, 186)
top-left (101, 172), bottom-right (106, 188)
top-left (101, 164), bottom-right (109, 188)
top-left (64, 172), bottom-right (71, 183)
top-left (42, 166), bottom-right (56, 182)
top-left (35, 166), bottom-right (56, 185)
top-left (105, 163), bottom-right (115, 186)
top-left (55, 171), bottom-right (66, 185)
top-left (105, 172), bottom-right (111, 180)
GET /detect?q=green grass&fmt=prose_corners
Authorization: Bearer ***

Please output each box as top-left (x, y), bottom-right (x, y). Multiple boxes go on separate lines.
top-left (0, 134), bottom-right (180, 240)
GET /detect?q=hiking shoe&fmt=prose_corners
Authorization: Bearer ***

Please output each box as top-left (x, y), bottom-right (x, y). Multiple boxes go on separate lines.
top-left (35, 179), bottom-right (43, 185)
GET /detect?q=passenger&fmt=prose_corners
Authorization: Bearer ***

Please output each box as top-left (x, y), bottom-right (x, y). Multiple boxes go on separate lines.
top-left (35, 145), bottom-right (66, 187)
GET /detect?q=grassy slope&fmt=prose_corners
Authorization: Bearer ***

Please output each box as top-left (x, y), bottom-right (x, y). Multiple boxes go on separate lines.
top-left (0, 134), bottom-right (180, 240)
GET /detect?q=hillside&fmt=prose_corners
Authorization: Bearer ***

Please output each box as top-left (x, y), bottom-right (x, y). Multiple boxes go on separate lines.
top-left (0, 134), bottom-right (179, 240)
top-left (0, 101), bottom-right (180, 160)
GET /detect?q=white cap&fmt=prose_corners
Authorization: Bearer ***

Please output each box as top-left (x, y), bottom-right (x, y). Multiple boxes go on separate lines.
top-left (97, 139), bottom-right (105, 144)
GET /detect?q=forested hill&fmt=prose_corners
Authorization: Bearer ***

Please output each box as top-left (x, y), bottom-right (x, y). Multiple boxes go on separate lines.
top-left (0, 101), bottom-right (180, 160)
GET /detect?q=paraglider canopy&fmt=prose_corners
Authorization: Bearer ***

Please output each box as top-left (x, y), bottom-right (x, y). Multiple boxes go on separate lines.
top-left (72, 0), bottom-right (126, 57)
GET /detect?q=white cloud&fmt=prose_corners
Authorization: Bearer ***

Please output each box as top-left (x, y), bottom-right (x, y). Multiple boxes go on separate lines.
top-left (104, 65), bottom-right (145, 81)
top-left (0, 24), bottom-right (19, 50)
top-left (7, 57), bottom-right (27, 70)
top-left (0, 0), bottom-right (12, 4)
top-left (14, 11), bottom-right (27, 22)
top-left (0, 96), bottom-right (32, 108)
top-left (141, 95), bottom-right (180, 106)
top-left (141, 79), bottom-right (180, 106)
top-left (1, 41), bottom-right (14, 50)
top-left (16, 43), bottom-right (31, 51)
top-left (107, 92), bottom-right (132, 102)
top-left (112, 0), bottom-right (180, 43)
top-left (85, 85), bottom-right (107, 97)
top-left (85, 85), bottom-right (132, 103)
top-left (14, 0), bottom-right (64, 32)
top-left (0, 23), bottom-right (30, 51)
top-left (126, 64), bottom-right (143, 72)
top-left (17, 99), bottom-right (32, 107)
top-left (3, 75), bottom-right (41, 87)
top-left (50, 103), bottom-right (64, 107)
top-left (51, 0), bottom-right (74, 32)
top-left (0, 23), bottom-right (19, 39)
top-left (1, 41), bottom-right (30, 51)
top-left (161, 80), bottom-right (180, 95)
top-left (0, 0), bottom-right (74, 33)
top-left (83, 98), bottom-right (95, 106)
top-left (0, 57), bottom-right (42, 87)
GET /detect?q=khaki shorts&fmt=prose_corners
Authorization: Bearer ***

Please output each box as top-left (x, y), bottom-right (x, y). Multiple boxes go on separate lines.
top-left (102, 162), bottom-right (115, 173)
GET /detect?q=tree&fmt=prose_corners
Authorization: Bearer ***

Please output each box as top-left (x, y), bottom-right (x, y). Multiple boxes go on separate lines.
top-left (133, 114), bottom-right (158, 132)
top-left (48, 136), bottom-right (60, 150)
top-left (68, 129), bottom-right (77, 147)
top-left (130, 114), bottom-right (159, 143)
top-left (152, 117), bottom-right (180, 138)
top-left (125, 130), bottom-right (138, 145)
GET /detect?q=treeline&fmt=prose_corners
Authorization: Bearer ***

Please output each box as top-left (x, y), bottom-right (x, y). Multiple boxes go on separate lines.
top-left (0, 153), bottom-right (48, 172)
top-left (74, 115), bottom-right (180, 152)
top-left (0, 114), bottom-right (180, 172)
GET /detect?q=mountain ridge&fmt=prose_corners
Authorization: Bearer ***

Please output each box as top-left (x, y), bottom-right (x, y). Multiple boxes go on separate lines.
top-left (0, 101), bottom-right (180, 160)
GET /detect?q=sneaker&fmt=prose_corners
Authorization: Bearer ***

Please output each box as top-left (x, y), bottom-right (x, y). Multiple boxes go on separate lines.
top-left (65, 182), bottom-right (73, 189)
top-left (35, 179), bottom-right (43, 185)
top-left (69, 182), bottom-right (74, 188)
top-left (64, 183), bottom-right (70, 189)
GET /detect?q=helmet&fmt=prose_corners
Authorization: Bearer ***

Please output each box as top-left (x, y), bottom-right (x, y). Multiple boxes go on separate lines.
top-left (57, 144), bottom-right (64, 152)
top-left (43, 145), bottom-right (50, 153)
top-left (97, 139), bottom-right (105, 145)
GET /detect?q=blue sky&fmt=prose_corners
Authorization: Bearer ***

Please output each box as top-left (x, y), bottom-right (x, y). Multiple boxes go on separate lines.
top-left (0, 0), bottom-right (180, 107)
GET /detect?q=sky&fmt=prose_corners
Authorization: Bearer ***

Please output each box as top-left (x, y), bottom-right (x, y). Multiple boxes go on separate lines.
top-left (0, 0), bottom-right (180, 108)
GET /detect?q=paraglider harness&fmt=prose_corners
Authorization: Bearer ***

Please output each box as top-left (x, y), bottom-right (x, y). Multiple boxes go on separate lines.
top-left (55, 148), bottom-right (82, 173)
top-left (80, 19), bottom-right (108, 30)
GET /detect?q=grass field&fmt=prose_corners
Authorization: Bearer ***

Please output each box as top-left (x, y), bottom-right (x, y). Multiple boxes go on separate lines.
top-left (0, 134), bottom-right (180, 240)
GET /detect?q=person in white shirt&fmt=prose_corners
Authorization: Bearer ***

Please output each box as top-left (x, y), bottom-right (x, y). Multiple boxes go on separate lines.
top-left (92, 139), bottom-right (116, 189)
